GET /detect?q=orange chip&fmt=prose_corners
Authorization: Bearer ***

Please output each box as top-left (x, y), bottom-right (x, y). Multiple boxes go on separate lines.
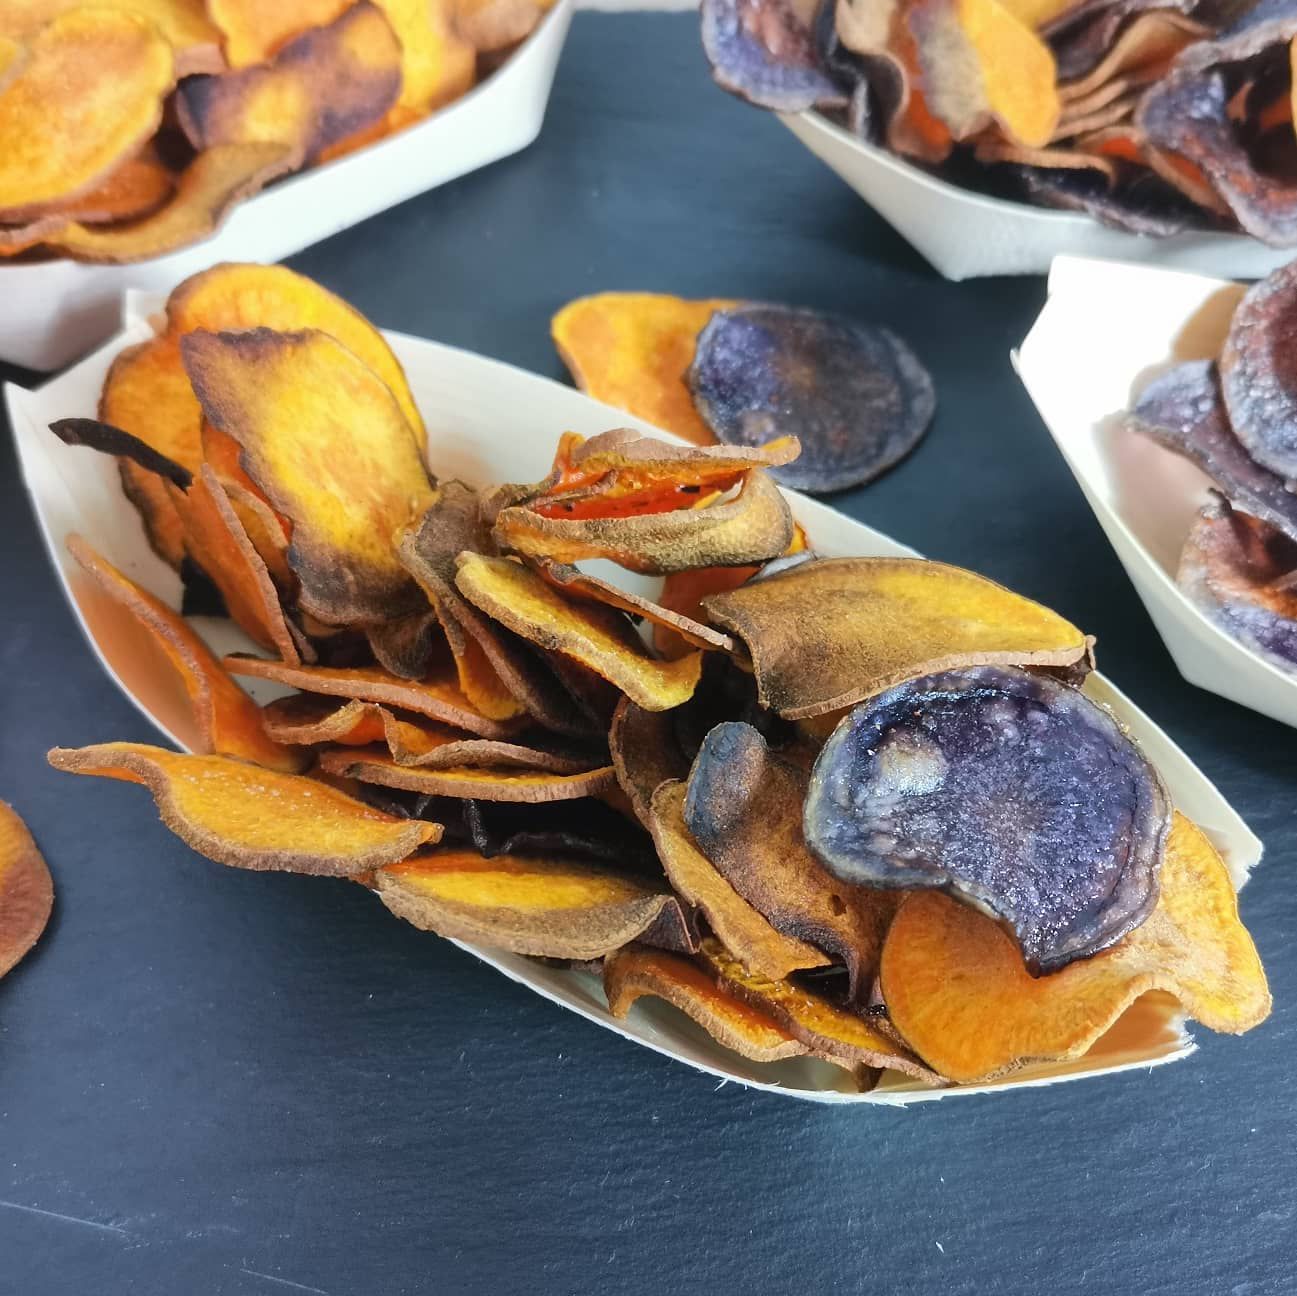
top-left (380, 0), bottom-right (476, 114)
top-left (0, 9), bottom-right (174, 220)
top-left (880, 813), bottom-right (1272, 1083)
top-left (33, 146), bottom-right (174, 224)
top-left (206, 0), bottom-right (352, 66)
top-left (67, 535), bottom-right (302, 771)
top-left (0, 801), bottom-right (54, 979)
top-left (47, 742), bottom-right (439, 875)
top-left (261, 694), bottom-right (389, 747)
top-left (551, 294), bottom-right (739, 446)
top-left (650, 781), bottom-right (829, 982)
top-left (375, 848), bottom-right (695, 959)
top-left (455, 553), bottom-right (704, 710)
top-left (604, 946), bottom-right (809, 1063)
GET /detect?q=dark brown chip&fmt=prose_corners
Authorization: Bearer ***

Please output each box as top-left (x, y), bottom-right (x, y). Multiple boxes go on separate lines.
top-left (609, 696), bottom-right (692, 827)
top-left (49, 417), bottom-right (193, 488)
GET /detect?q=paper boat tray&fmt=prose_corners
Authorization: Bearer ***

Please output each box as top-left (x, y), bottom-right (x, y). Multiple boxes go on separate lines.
top-left (5, 292), bottom-right (1262, 1104)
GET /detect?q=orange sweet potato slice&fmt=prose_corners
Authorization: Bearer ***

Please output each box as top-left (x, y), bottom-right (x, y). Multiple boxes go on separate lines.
top-left (262, 693), bottom-right (388, 746)
top-left (67, 535), bottom-right (303, 771)
top-left (0, 801), bottom-right (54, 979)
top-left (650, 781), bottom-right (829, 982)
top-left (47, 742), bottom-right (438, 875)
top-left (455, 553), bottom-right (703, 710)
top-left (318, 747), bottom-right (617, 802)
top-left (375, 849), bottom-right (696, 959)
top-left (181, 327), bottom-right (435, 627)
top-left (698, 938), bottom-right (939, 1081)
top-left (380, 0), bottom-right (476, 114)
top-left (603, 946), bottom-right (810, 1063)
top-left (701, 556), bottom-right (1090, 719)
top-left (0, 9), bottom-right (174, 220)
top-left (177, 3), bottom-right (402, 165)
top-left (454, 0), bottom-right (550, 51)
top-left (33, 146), bottom-right (174, 224)
top-left (205, 0), bottom-right (351, 66)
top-left (551, 294), bottom-right (738, 447)
top-left (880, 813), bottom-right (1272, 1083)
top-left (224, 656), bottom-right (521, 739)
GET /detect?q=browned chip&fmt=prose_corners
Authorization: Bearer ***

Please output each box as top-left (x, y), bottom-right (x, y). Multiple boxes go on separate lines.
top-left (366, 611), bottom-right (443, 680)
top-left (32, 146), bottom-right (174, 224)
top-left (608, 697), bottom-right (691, 826)
top-left (0, 801), bottom-right (54, 979)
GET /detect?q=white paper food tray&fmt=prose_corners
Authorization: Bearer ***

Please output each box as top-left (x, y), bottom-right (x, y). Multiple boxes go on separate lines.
top-left (0, 0), bottom-right (572, 373)
top-left (781, 110), bottom-right (1295, 281)
top-left (5, 291), bottom-right (1262, 1103)
top-left (1015, 255), bottom-right (1297, 730)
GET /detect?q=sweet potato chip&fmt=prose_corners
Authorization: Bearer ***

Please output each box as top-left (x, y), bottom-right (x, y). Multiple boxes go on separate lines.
top-left (701, 556), bottom-right (1090, 718)
top-left (206, 0), bottom-right (351, 66)
top-left (806, 666), bottom-right (1171, 974)
top-left (907, 0), bottom-right (1060, 148)
top-left (261, 693), bottom-right (387, 747)
top-left (0, 9), bottom-right (174, 220)
top-left (699, 938), bottom-right (938, 1081)
top-left (182, 327), bottom-right (435, 626)
top-left (380, 0), bottom-right (477, 114)
top-left (881, 813), bottom-right (1271, 1082)
top-left (650, 781), bottom-right (829, 982)
top-left (1178, 496), bottom-right (1297, 672)
top-left (34, 147), bottom-right (174, 224)
top-left (684, 721), bottom-right (898, 998)
top-left (455, 554), bottom-right (704, 710)
top-left (366, 610), bottom-right (442, 680)
top-left (318, 747), bottom-right (616, 802)
top-left (224, 656), bottom-right (520, 738)
top-left (604, 946), bottom-right (809, 1062)
top-left (494, 468), bottom-right (795, 575)
top-left (48, 742), bottom-right (437, 875)
top-left (688, 304), bottom-right (935, 493)
top-left (0, 801), bottom-right (54, 979)
top-left (67, 535), bottom-right (302, 771)
top-left (1058, 10), bottom-right (1206, 102)
top-left (608, 697), bottom-right (691, 826)
top-left (49, 417), bottom-right (192, 489)
top-left (454, 0), bottom-right (550, 52)
top-left (375, 849), bottom-right (695, 959)
top-left (551, 293), bottom-right (738, 447)
top-left (177, 3), bottom-right (402, 164)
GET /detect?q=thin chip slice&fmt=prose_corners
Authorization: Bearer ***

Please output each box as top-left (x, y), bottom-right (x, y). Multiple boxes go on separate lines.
top-left (261, 693), bottom-right (388, 746)
top-left (49, 417), bottom-right (192, 488)
top-left (688, 304), bottom-right (935, 493)
top-left (177, 3), bottom-right (402, 164)
top-left (0, 9), bottom-right (174, 220)
top-left (318, 747), bottom-right (617, 802)
top-left (1058, 11), bottom-right (1207, 103)
top-left (699, 938), bottom-right (938, 1081)
top-left (701, 556), bottom-right (1090, 718)
top-left (67, 535), bottom-right (302, 771)
top-left (33, 147), bottom-right (174, 224)
top-left (0, 801), bottom-right (54, 979)
top-left (604, 947), bottom-right (810, 1062)
top-left (609, 698), bottom-right (692, 826)
top-left (650, 781), bottom-right (830, 982)
top-left (224, 656), bottom-right (521, 738)
top-left (375, 849), bottom-right (695, 959)
top-left (380, 0), bottom-right (477, 114)
top-left (1013, 163), bottom-right (1208, 236)
top-left (366, 610), bottom-right (442, 680)
top-left (455, 554), bottom-right (704, 710)
top-left (881, 814), bottom-right (1271, 1082)
top-left (551, 293), bottom-right (738, 446)
top-left (1125, 360), bottom-right (1297, 544)
top-left (182, 327), bottom-right (435, 626)
top-left (47, 743), bottom-right (438, 875)
top-left (1178, 496), bottom-right (1297, 673)
top-left (494, 468), bottom-right (795, 574)
top-left (206, 0), bottom-right (351, 66)
top-left (684, 721), bottom-right (898, 999)
top-left (805, 666), bottom-right (1171, 974)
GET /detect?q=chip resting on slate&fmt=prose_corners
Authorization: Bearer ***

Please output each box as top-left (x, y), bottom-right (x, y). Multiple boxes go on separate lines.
top-left (804, 665), bottom-right (1171, 973)
top-left (0, 801), bottom-right (54, 980)
top-left (688, 305), bottom-right (935, 493)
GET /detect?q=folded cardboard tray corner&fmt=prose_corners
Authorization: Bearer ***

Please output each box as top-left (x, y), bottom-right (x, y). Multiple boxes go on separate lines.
top-left (779, 111), bottom-right (1297, 283)
top-left (0, 0), bottom-right (573, 375)
top-left (1014, 253), bottom-right (1297, 731)
top-left (3, 294), bottom-right (1264, 1103)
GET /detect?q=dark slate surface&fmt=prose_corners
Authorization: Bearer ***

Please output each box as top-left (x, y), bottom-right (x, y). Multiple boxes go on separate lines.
top-left (1, 13), bottom-right (1293, 1296)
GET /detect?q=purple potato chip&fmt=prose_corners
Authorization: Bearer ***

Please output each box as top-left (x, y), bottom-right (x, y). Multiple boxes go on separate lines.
top-left (701, 0), bottom-right (849, 112)
top-left (1174, 0), bottom-right (1297, 73)
top-left (1179, 494), bottom-right (1297, 672)
top-left (687, 304), bottom-right (935, 494)
top-left (803, 665), bottom-right (1171, 974)
top-left (1126, 359), bottom-right (1297, 543)
top-left (1046, 0), bottom-right (1196, 81)
top-left (1221, 260), bottom-right (1297, 480)
top-left (1014, 164), bottom-right (1209, 235)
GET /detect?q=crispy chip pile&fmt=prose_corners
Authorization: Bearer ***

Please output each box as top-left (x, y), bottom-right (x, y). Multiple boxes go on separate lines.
top-left (701, 0), bottom-right (1297, 242)
top-left (0, 0), bottom-right (549, 264)
top-left (46, 265), bottom-right (1269, 1095)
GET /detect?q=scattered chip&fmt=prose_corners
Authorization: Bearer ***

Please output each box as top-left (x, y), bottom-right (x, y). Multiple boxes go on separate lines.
top-left (375, 849), bottom-right (695, 959)
top-left (0, 801), bottom-right (54, 979)
top-left (48, 742), bottom-right (438, 875)
top-left (881, 813), bottom-right (1271, 1081)
top-left (688, 304), bottom-right (935, 493)
top-left (805, 665), bottom-right (1171, 973)
top-left (702, 556), bottom-right (1090, 718)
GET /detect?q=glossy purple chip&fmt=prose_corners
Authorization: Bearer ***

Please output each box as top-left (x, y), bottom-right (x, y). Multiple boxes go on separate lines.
top-left (687, 304), bottom-right (935, 494)
top-left (803, 665), bottom-right (1171, 974)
